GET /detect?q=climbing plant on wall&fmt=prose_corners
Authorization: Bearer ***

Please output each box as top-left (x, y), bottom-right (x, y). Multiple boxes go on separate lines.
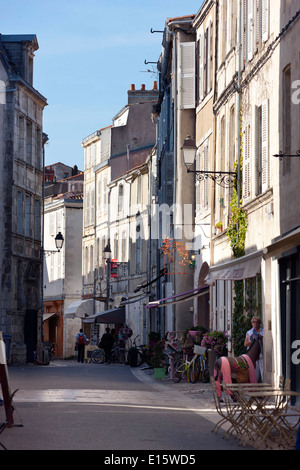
top-left (227, 117), bottom-right (249, 356)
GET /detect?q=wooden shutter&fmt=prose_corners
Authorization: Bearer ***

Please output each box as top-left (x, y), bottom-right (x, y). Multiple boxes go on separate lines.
top-left (243, 123), bottom-right (251, 199)
top-left (261, 99), bottom-right (269, 192)
top-left (203, 143), bottom-right (209, 208)
top-left (199, 34), bottom-right (204, 101)
top-left (196, 148), bottom-right (201, 211)
top-left (165, 152), bottom-right (174, 206)
top-left (180, 42), bottom-right (195, 109)
top-left (262, 0), bottom-right (269, 42)
top-left (206, 24), bottom-right (211, 94)
top-left (247, 0), bottom-right (254, 61)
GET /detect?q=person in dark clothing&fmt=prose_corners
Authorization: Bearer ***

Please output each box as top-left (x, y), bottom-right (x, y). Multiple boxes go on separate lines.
top-left (99, 327), bottom-right (115, 363)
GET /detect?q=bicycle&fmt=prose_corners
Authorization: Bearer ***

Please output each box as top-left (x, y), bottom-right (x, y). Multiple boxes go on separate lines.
top-left (173, 345), bottom-right (209, 384)
top-left (111, 341), bottom-right (127, 364)
top-left (91, 347), bottom-right (105, 364)
top-left (189, 345), bottom-right (209, 384)
top-left (131, 336), bottom-right (152, 366)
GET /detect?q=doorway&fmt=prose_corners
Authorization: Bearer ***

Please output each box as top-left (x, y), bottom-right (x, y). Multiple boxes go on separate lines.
top-left (279, 250), bottom-right (300, 403)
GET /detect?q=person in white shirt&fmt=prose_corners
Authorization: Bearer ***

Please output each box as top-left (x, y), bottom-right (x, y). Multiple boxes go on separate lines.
top-left (244, 316), bottom-right (264, 381)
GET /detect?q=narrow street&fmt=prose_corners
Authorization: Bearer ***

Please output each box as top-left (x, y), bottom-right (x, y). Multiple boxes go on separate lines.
top-left (0, 360), bottom-right (247, 452)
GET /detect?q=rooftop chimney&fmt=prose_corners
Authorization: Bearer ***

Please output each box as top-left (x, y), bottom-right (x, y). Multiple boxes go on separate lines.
top-left (130, 84), bottom-right (135, 90)
top-left (153, 81), bottom-right (157, 90)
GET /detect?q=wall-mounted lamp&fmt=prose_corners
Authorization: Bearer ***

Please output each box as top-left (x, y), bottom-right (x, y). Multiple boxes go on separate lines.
top-left (44, 232), bottom-right (64, 256)
top-left (182, 135), bottom-right (237, 188)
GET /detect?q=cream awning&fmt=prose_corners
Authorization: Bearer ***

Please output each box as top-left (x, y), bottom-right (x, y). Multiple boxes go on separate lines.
top-left (208, 250), bottom-right (265, 284)
top-left (64, 299), bottom-right (101, 319)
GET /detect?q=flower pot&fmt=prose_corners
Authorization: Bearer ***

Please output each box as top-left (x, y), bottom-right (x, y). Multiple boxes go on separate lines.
top-left (188, 330), bottom-right (197, 338)
top-left (154, 367), bottom-right (165, 379)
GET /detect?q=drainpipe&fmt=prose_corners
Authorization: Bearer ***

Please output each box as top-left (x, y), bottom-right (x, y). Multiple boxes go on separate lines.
top-left (167, 25), bottom-right (178, 333)
top-left (236, 0), bottom-right (242, 209)
top-left (41, 133), bottom-right (49, 342)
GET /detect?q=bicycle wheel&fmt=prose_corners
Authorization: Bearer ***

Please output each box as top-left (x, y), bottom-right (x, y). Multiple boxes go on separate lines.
top-left (116, 348), bottom-right (126, 364)
top-left (173, 358), bottom-right (185, 383)
top-left (201, 368), bottom-right (210, 383)
top-left (188, 356), bottom-right (201, 383)
top-left (91, 349), bottom-right (105, 364)
top-left (137, 351), bottom-right (144, 366)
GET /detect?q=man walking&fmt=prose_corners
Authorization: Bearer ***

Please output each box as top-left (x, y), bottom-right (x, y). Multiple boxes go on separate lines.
top-left (76, 329), bottom-right (87, 363)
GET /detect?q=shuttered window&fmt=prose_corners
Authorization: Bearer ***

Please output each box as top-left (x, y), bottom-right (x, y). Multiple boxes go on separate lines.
top-left (199, 34), bottom-right (204, 102)
top-left (203, 143), bottom-right (209, 209)
top-left (261, 99), bottom-right (269, 192)
top-left (262, 0), bottom-right (269, 42)
top-left (243, 123), bottom-right (251, 199)
top-left (247, 0), bottom-right (254, 61)
top-left (179, 42), bottom-right (195, 109)
top-left (165, 152), bottom-right (174, 207)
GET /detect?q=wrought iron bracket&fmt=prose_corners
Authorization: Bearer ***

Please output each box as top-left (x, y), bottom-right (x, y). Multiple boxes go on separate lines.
top-left (187, 169), bottom-right (237, 188)
top-left (273, 150), bottom-right (300, 159)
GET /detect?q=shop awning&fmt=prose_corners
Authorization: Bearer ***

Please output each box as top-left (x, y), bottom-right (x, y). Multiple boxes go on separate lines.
top-left (64, 299), bottom-right (101, 319)
top-left (208, 249), bottom-right (266, 284)
top-left (145, 285), bottom-right (209, 309)
top-left (43, 313), bottom-right (57, 322)
top-left (265, 226), bottom-right (300, 258)
top-left (82, 306), bottom-right (125, 324)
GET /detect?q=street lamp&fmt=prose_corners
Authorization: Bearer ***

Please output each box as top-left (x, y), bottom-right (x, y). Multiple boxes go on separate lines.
top-left (103, 244), bottom-right (112, 261)
top-left (182, 135), bottom-right (237, 188)
top-left (54, 232), bottom-right (64, 251)
top-left (44, 232), bottom-right (64, 255)
top-left (103, 244), bottom-right (112, 309)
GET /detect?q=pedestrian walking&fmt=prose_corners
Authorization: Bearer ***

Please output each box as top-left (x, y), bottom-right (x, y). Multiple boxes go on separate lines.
top-left (76, 329), bottom-right (87, 363)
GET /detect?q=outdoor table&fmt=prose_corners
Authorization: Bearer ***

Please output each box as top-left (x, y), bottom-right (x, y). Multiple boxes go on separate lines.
top-left (229, 388), bottom-right (300, 448)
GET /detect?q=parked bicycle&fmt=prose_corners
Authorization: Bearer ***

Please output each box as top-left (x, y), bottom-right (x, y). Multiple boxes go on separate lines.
top-left (173, 345), bottom-right (209, 384)
top-left (91, 340), bottom-right (126, 364)
top-left (131, 336), bottom-right (152, 366)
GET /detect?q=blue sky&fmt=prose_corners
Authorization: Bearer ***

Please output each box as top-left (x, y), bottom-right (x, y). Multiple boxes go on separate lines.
top-left (1, 0), bottom-right (202, 170)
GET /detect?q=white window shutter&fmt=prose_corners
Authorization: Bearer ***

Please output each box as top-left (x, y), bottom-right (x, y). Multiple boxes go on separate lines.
top-left (247, 0), bottom-right (254, 61)
top-left (262, 0), bottom-right (269, 42)
top-left (196, 148), bottom-right (201, 212)
top-left (261, 99), bottom-right (269, 192)
top-left (180, 42), bottom-right (195, 109)
top-left (243, 123), bottom-right (251, 199)
top-left (199, 34), bottom-right (204, 101)
top-left (206, 24), bottom-right (211, 93)
top-left (203, 143), bottom-right (209, 208)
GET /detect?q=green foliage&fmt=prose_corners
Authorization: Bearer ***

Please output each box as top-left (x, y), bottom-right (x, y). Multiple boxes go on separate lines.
top-left (232, 280), bottom-right (248, 356)
top-left (227, 188), bottom-right (248, 258)
top-left (227, 117), bottom-right (249, 355)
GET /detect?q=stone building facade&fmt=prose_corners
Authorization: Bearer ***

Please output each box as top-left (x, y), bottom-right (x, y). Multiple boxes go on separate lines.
top-left (0, 34), bottom-right (47, 363)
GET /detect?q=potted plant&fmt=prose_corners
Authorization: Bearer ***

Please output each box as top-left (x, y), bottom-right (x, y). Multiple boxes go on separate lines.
top-left (215, 221), bottom-right (223, 233)
top-left (148, 331), bottom-right (160, 348)
top-left (201, 330), bottom-right (231, 377)
top-left (188, 326), bottom-right (208, 345)
top-left (150, 341), bottom-right (166, 379)
top-left (232, 359), bottom-right (249, 383)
